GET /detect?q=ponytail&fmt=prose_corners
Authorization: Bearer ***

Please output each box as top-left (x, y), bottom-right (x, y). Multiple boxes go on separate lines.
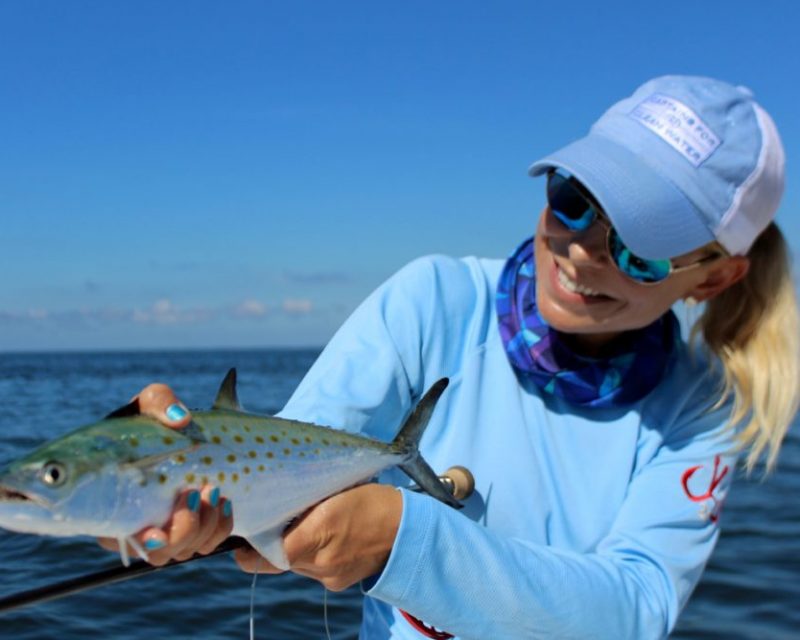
top-left (694, 223), bottom-right (800, 473)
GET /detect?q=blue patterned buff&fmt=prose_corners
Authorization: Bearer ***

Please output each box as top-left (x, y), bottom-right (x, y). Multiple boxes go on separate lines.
top-left (496, 237), bottom-right (679, 408)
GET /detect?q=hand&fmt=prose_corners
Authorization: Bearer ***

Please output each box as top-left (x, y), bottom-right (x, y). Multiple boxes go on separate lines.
top-left (234, 483), bottom-right (403, 591)
top-left (97, 383), bottom-right (233, 565)
top-left (98, 484), bottom-right (233, 565)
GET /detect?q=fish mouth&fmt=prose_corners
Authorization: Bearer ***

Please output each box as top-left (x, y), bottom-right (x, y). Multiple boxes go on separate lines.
top-left (0, 484), bottom-right (35, 504)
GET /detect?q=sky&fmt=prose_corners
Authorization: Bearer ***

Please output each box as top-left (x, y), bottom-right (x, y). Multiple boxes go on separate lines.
top-left (1, 0), bottom-right (799, 351)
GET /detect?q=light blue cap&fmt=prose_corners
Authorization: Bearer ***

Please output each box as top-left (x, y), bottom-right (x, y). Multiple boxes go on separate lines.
top-left (529, 76), bottom-right (785, 259)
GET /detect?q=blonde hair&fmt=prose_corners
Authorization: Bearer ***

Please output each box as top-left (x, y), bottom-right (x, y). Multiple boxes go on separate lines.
top-left (693, 222), bottom-right (800, 473)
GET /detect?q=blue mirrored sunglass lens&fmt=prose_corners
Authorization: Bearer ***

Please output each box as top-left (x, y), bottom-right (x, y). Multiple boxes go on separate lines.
top-left (547, 173), bottom-right (596, 231)
top-left (552, 207), bottom-right (595, 232)
top-left (608, 230), bottom-right (671, 283)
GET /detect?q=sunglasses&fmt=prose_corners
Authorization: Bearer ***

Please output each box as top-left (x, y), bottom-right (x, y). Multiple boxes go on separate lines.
top-left (546, 170), bottom-right (720, 284)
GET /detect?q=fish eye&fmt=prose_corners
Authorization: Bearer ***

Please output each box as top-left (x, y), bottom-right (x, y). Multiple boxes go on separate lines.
top-left (41, 462), bottom-right (68, 487)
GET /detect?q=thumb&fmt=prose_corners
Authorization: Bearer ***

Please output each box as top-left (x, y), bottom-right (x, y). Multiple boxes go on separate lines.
top-left (135, 383), bottom-right (192, 429)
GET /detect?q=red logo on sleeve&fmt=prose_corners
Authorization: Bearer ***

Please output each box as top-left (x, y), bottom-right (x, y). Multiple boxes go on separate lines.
top-left (681, 455), bottom-right (729, 523)
top-left (400, 610), bottom-right (454, 639)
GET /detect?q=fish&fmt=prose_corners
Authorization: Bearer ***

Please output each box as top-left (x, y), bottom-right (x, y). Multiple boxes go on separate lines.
top-left (0, 370), bottom-right (457, 568)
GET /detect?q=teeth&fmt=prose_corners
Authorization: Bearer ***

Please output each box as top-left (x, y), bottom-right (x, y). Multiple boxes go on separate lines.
top-left (557, 266), bottom-right (601, 297)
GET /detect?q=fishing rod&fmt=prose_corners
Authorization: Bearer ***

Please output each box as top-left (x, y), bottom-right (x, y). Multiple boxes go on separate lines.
top-left (0, 466), bottom-right (474, 615)
top-left (0, 536), bottom-right (249, 615)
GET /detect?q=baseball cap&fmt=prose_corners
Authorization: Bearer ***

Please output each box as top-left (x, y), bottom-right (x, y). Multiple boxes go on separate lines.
top-left (528, 75), bottom-right (785, 259)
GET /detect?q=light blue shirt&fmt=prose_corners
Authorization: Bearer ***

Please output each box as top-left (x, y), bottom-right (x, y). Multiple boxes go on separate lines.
top-left (279, 254), bottom-right (736, 639)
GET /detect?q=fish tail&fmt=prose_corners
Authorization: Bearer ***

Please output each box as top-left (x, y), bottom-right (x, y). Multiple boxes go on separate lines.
top-left (393, 378), bottom-right (461, 509)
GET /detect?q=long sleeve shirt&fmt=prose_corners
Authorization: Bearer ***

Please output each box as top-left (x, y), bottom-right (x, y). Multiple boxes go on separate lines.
top-left (278, 254), bottom-right (736, 639)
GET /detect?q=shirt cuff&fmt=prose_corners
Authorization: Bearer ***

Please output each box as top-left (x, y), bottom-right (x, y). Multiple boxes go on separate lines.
top-left (362, 487), bottom-right (435, 604)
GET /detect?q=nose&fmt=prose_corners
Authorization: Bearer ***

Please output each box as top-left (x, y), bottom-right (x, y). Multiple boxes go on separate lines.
top-left (542, 206), bottom-right (610, 267)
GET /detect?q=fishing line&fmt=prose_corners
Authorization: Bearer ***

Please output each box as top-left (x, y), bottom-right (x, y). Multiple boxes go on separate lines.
top-left (323, 587), bottom-right (332, 640)
top-left (249, 554), bottom-right (262, 640)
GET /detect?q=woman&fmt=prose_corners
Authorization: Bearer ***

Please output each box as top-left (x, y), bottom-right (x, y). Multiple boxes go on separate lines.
top-left (102, 75), bottom-right (798, 638)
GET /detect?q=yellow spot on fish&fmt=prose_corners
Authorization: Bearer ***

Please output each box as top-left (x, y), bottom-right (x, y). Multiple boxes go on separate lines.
top-left (173, 454), bottom-right (186, 464)
top-left (218, 472), bottom-right (225, 483)
top-left (281, 430), bottom-right (287, 437)
top-left (314, 449), bottom-right (320, 456)
top-left (291, 437), bottom-right (300, 445)
top-left (158, 474), bottom-right (168, 484)
top-left (243, 466), bottom-right (251, 474)
top-left (283, 448), bottom-right (291, 456)
top-left (129, 437), bottom-right (139, 447)
top-left (257, 465), bottom-right (265, 472)
top-left (227, 454), bottom-right (236, 463)
top-left (211, 435), bottom-right (222, 444)
top-left (162, 436), bottom-right (175, 445)
top-left (270, 435), bottom-right (279, 443)
top-left (255, 436), bottom-right (264, 444)
top-left (232, 473), bottom-right (239, 483)
top-left (234, 435), bottom-right (244, 443)
top-left (304, 436), bottom-right (312, 444)
top-left (322, 438), bottom-right (330, 446)
top-left (202, 456), bottom-right (213, 465)
top-left (243, 425), bottom-right (251, 433)
top-left (266, 452), bottom-right (274, 459)
top-left (185, 473), bottom-right (196, 483)
top-left (248, 450), bottom-right (257, 459)
top-left (299, 452), bottom-right (306, 458)
top-left (221, 425), bottom-right (229, 432)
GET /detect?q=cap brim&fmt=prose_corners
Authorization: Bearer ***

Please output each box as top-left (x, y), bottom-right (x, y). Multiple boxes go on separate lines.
top-left (529, 134), bottom-right (715, 259)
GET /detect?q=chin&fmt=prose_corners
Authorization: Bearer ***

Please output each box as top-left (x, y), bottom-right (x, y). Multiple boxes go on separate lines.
top-left (535, 289), bottom-right (628, 344)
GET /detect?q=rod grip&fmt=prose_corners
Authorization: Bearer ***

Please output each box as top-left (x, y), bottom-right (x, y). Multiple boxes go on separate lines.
top-left (439, 465), bottom-right (475, 500)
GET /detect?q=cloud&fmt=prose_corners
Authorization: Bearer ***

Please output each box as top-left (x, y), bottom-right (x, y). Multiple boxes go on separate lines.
top-left (233, 299), bottom-right (268, 317)
top-left (0, 296), bottom-right (316, 327)
top-left (282, 298), bottom-right (313, 314)
top-left (0, 308), bottom-right (50, 322)
top-left (132, 299), bottom-right (213, 325)
top-left (27, 308), bottom-right (49, 320)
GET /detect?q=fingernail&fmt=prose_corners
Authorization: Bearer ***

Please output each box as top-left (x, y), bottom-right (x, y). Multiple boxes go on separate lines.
top-left (223, 500), bottom-right (232, 518)
top-left (166, 404), bottom-right (188, 421)
top-left (187, 490), bottom-right (201, 513)
top-left (209, 487), bottom-right (220, 508)
top-left (145, 538), bottom-right (166, 551)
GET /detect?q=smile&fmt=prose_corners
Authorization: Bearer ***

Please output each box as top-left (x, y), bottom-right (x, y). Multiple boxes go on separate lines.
top-left (556, 265), bottom-right (603, 297)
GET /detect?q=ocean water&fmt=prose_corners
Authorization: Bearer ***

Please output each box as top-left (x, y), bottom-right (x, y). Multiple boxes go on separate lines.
top-left (0, 350), bottom-right (798, 639)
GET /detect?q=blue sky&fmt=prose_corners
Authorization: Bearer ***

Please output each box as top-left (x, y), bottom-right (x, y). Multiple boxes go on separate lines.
top-left (2, 0), bottom-right (798, 351)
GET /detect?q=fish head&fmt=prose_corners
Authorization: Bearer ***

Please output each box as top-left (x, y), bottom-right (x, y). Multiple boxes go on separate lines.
top-left (0, 418), bottom-right (164, 537)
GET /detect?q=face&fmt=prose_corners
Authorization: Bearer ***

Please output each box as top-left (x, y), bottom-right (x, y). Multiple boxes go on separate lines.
top-left (534, 204), bottom-right (724, 353)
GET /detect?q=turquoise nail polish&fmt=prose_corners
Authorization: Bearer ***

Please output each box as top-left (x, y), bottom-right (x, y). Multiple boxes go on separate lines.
top-left (223, 500), bottom-right (232, 518)
top-left (166, 404), bottom-right (187, 421)
top-left (187, 490), bottom-right (201, 513)
top-left (145, 538), bottom-right (166, 551)
top-left (209, 487), bottom-right (220, 508)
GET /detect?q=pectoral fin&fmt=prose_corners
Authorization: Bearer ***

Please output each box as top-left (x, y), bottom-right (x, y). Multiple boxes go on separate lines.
top-left (245, 527), bottom-right (290, 571)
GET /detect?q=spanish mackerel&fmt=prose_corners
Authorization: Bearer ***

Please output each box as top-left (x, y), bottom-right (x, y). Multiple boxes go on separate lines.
top-left (0, 370), bottom-right (457, 568)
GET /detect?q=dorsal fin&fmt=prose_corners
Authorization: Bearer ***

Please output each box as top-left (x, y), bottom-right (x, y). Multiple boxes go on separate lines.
top-left (212, 368), bottom-right (243, 411)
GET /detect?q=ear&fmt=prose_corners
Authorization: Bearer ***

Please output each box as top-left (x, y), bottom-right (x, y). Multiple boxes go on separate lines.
top-left (688, 256), bottom-right (750, 302)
